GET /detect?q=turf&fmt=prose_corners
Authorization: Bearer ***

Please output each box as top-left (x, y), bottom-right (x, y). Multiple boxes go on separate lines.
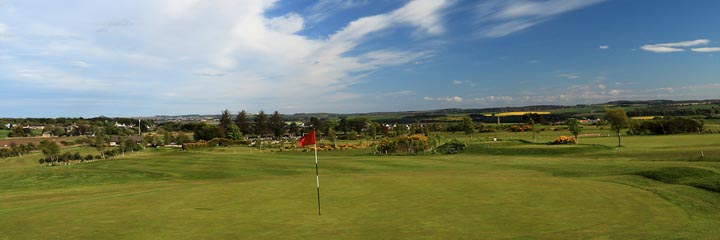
top-left (1, 134), bottom-right (719, 239)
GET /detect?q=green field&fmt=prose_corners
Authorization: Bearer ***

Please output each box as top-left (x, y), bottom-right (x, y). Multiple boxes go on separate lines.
top-left (1, 134), bottom-right (719, 239)
top-left (0, 130), bottom-right (9, 139)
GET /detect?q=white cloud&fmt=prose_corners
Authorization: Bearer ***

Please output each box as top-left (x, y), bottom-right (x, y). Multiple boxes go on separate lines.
top-left (0, 0), bottom-right (453, 113)
top-left (691, 47), bottom-right (720, 53)
top-left (559, 73), bottom-right (580, 79)
top-left (597, 84), bottom-right (606, 90)
top-left (599, 45), bottom-right (608, 49)
top-left (452, 80), bottom-right (463, 85)
top-left (385, 90), bottom-right (414, 96)
top-left (0, 22), bottom-right (6, 35)
top-left (475, 0), bottom-right (604, 37)
top-left (265, 13), bottom-right (304, 34)
top-left (641, 45), bottom-right (683, 53)
top-left (424, 96), bottom-right (464, 103)
top-left (641, 39), bottom-right (710, 53)
top-left (654, 39), bottom-right (709, 47)
top-left (68, 61), bottom-right (92, 68)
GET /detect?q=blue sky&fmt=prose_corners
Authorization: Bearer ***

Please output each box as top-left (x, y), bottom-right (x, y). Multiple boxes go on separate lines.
top-left (1, 0), bottom-right (719, 117)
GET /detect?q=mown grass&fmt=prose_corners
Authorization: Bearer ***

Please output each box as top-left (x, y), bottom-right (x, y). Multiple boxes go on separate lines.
top-left (1, 134), bottom-right (719, 239)
top-left (0, 130), bottom-right (9, 139)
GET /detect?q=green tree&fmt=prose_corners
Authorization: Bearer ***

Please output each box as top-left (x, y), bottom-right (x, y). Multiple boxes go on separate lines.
top-left (524, 114), bottom-right (538, 143)
top-left (235, 110), bottom-right (252, 134)
top-left (461, 116), bottom-right (477, 138)
top-left (51, 126), bottom-right (65, 137)
top-left (226, 124), bottom-right (243, 141)
top-left (309, 117), bottom-right (323, 132)
top-left (95, 132), bottom-right (106, 159)
top-left (288, 122), bottom-right (299, 137)
top-left (39, 140), bottom-right (60, 165)
top-left (219, 109), bottom-right (232, 137)
top-left (566, 118), bottom-right (582, 144)
top-left (605, 108), bottom-right (629, 147)
top-left (254, 110), bottom-right (268, 137)
top-left (163, 131), bottom-right (172, 145)
top-left (9, 126), bottom-right (26, 137)
top-left (194, 123), bottom-right (221, 141)
top-left (328, 128), bottom-right (337, 148)
top-left (175, 133), bottom-right (191, 144)
top-left (270, 111), bottom-right (284, 138)
top-left (337, 117), bottom-right (349, 134)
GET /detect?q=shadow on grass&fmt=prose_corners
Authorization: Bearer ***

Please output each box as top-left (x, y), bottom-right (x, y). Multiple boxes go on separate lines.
top-left (635, 167), bottom-right (720, 193)
top-left (464, 142), bottom-right (613, 157)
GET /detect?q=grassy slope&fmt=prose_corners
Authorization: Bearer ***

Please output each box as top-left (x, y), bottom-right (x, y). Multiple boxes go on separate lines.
top-left (1, 134), bottom-right (719, 239)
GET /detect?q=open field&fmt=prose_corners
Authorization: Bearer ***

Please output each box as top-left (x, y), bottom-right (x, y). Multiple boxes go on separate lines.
top-left (1, 134), bottom-right (719, 239)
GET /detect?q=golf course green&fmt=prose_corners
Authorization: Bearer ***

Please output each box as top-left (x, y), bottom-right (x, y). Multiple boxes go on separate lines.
top-left (1, 134), bottom-right (719, 239)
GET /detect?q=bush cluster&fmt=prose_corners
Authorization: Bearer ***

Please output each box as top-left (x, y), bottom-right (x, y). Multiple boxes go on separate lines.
top-left (182, 138), bottom-right (244, 150)
top-left (436, 139), bottom-right (466, 154)
top-left (507, 125), bottom-right (533, 132)
top-left (550, 136), bottom-right (577, 145)
top-left (376, 134), bottom-right (430, 154)
top-left (38, 151), bottom-right (87, 165)
top-left (629, 118), bottom-right (704, 135)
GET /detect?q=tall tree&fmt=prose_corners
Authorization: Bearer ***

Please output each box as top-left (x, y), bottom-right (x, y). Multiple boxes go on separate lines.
top-left (524, 113), bottom-right (538, 143)
top-left (234, 110), bottom-right (252, 135)
top-left (309, 117), bottom-right (322, 131)
top-left (95, 132), bottom-right (106, 159)
top-left (350, 117), bottom-right (369, 134)
top-left (605, 108), bottom-right (629, 147)
top-left (254, 110), bottom-right (268, 137)
top-left (288, 122), bottom-right (299, 137)
top-left (270, 111), bottom-right (284, 138)
top-left (461, 116), bottom-right (477, 139)
top-left (337, 117), bottom-right (349, 134)
top-left (219, 109), bottom-right (232, 137)
top-left (566, 118), bottom-right (582, 144)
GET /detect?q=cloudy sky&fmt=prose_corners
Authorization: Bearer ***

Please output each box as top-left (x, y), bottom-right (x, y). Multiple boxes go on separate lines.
top-left (1, 0), bottom-right (719, 117)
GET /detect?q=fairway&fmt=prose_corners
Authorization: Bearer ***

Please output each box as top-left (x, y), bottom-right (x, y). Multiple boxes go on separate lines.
top-left (1, 135), bottom-right (720, 239)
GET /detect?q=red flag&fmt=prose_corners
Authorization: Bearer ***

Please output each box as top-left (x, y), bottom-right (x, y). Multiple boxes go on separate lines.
top-left (298, 131), bottom-right (316, 147)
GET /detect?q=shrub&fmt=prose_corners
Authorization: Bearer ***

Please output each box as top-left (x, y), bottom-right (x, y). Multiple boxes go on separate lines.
top-left (377, 134), bottom-right (430, 154)
top-left (550, 136), bottom-right (577, 145)
top-left (436, 139), bottom-right (466, 154)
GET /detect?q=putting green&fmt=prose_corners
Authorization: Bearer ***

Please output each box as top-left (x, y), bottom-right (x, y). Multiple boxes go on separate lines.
top-left (0, 170), bottom-right (690, 239)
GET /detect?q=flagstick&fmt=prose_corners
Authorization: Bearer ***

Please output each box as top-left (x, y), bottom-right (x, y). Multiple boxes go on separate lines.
top-left (314, 143), bottom-right (321, 215)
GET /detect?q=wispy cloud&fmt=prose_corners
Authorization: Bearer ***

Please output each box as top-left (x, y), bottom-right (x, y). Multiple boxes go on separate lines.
top-left (305, 0), bottom-right (369, 23)
top-left (474, 0), bottom-right (604, 37)
top-left (424, 96), bottom-right (463, 103)
top-left (641, 39), bottom-right (710, 53)
top-left (385, 90), bottom-right (415, 97)
top-left (691, 47), bottom-right (720, 53)
top-left (559, 73), bottom-right (580, 79)
top-left (599, 45), bottom-right (608, 49)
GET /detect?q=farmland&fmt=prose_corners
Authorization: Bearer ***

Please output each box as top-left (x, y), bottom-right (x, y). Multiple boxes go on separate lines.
top-left (1, 132), bottom-right (719, 239)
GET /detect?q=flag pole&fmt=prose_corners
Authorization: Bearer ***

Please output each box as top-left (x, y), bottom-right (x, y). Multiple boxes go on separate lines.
top-left (314, 142), bottom-right (321, 215)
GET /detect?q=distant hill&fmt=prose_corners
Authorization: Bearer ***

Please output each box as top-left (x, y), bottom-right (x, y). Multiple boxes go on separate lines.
top-left (145, 99), bottom-right (719, 124)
